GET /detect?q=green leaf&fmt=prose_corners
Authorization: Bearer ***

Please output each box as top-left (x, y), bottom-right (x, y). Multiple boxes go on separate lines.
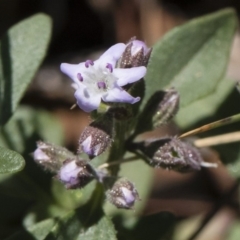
top-left (226, 220), bottom-right (240, 240)
top-left (0, 146), bottom-right (25, 173)
top-left (5, 218), bottom-right (56, 240)
top-left (27, 219), bottom-right (55, 240)
top-left (45, 212), bottom-right (82, 240)
top-left (0, 13), bottom-right (52, 126)
top-left (43, 213), bottom-right (116, 240)
top-left (45, 184), bottom-right (117, 240)
top-left (51, 181), bottom-right (97, 211)
top-left (128, 212), bottom-right (175, 240)
top-left (176, 78), bottom-right (234, 129)
top-left (77, 216), bottom-right (117, 240)
top-left (142, 8), bottom-right (237, 111)
top-left (0, 106), bottom-right (64, 153)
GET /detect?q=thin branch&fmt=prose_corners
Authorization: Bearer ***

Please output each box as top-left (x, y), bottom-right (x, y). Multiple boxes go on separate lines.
top-left (70, 103), bottom-right (77, 110)
top-left (97, 156), bottom-right (139, 169)
top-left (194, 131), bottom-right (240, 147)
top-left (179, 113), bottom-right (240, 139)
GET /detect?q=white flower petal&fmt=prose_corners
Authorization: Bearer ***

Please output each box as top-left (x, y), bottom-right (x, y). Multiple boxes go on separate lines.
top-left (121, 187), bottom-right (135, 205)
top-left (60, 62), bottom-right (85, 84)
top-left (102, 86), bottom-right (140, 104)
top-left (81, 136), bottom-right (93, 155)
top-left (59, 160), bottom-right (82, 187)
top-left (100, 43), bottom-right (126, 61)
top-left (130, 40), bottom-right (150, 56)
top-left (33, 149), bottom-right (49, 161)
top-left (114, 66), bottom-right (146, 86)
top-left (75, 87), bottom-right (102, 112)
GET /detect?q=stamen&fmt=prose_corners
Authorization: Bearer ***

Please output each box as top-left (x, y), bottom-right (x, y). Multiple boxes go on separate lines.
top-left (97, 81), bottom-right (107, 89)
top-left (85, 60), bottom-right (94, 68)
top-left (106, 63), bottom-right (113, 73)
top-left (77, 73), bottom-right (83, 82)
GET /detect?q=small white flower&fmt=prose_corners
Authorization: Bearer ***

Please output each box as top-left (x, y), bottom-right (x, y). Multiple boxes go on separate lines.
top-left (60, 43), bottom-right (146, 112)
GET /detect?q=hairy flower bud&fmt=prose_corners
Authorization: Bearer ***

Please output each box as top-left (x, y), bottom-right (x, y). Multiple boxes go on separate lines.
top-left (78, 117), bottom-right (113, 159)
top-left (141, 137), bottom-right (217, 172)
top-left (152, 88), bottom-right (180, 128)
top-left (33, 141), bottom-right (75, 173)
top-left (58, 158), bottom-right (94, 189)
top-left (107, 178), bottom-right (140, 209)
top-left (118, 37), bottom-right (152, 68)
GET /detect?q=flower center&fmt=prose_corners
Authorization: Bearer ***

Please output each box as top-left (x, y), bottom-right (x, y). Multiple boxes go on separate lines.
top-left (76, 61), bottom-right (116, 94)
top-left (97, 81), bottom-right (107, 89)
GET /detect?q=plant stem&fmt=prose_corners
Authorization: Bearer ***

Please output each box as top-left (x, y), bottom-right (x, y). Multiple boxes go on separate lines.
top-left (98, 156), bottom-right (139, 169)
top-left (179, 113), bottom-right (240, 138)
top-left (107, 120), bottom-right (126, 175)
top-left (194, 131), bottom-right (240, 147)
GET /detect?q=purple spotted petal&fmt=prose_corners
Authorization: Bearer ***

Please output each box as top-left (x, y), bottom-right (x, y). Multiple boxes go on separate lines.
top-left (60, 63), bottom-right (86, 84)
top-left (114, 66), bottom-right (146, 87)
top-left (102, 86), bottom-right (140, 104)
top-left (75, 87), bottom-right (102, 112)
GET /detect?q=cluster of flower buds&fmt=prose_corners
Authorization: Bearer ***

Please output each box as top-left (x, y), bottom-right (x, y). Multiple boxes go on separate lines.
top-left (139, 137), bottom-right (217, 172)
top-left (33, 140), bottom-right (140, 209)
top-left (33, 38), bottom-right (152, 210)
top-left (106, 178), bottom-right (140, 209)
top-left (152, 88), bottom-right (180, 128)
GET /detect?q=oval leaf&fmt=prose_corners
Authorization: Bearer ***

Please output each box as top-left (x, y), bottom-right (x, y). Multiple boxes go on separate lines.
top-left (176, 78), bottom-right (234, 129)
top-left (0, 146), bottom-right (25, 173)
top-left (5, 219), bottom-right (55, 240)
top-left (142, 9), bottom-right (237, 110)
top-left (0, 14), bottom-right (52, 126)
top-left (77, 216), bottom-right (117, 240)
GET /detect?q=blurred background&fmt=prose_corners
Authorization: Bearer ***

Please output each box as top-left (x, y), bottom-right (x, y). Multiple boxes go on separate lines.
top-left (1, 0), bottom-right (240, 239)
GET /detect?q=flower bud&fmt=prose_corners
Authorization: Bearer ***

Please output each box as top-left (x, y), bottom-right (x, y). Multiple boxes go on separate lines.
top-left (58, 158), bottom-right (94, 189)
top-left (141, 137), bottom-right (217, 172)
top-left (33, 141), bottom-right (75, 173)
top-left (78, 117), bottom-right (113, 159)
top-left (118, 37), bottom-right (152, 68)
top-left (152, 88), bottom-right (180, 128)
top-left (106, 178), bottom-right (140, 209)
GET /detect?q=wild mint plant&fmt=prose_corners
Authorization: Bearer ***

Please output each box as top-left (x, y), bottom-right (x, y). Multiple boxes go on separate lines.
top-left (32, 29), bottom-right (224, 211)
top-left (1, 8), bottom-right (240, 240)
